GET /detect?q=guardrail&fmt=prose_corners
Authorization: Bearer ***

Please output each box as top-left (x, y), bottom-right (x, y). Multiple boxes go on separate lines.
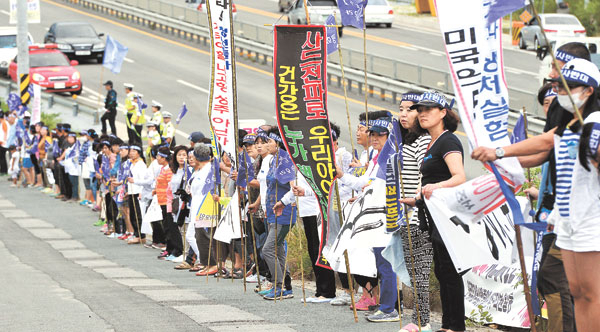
top-left (60, 0), bottom-right (545, 134)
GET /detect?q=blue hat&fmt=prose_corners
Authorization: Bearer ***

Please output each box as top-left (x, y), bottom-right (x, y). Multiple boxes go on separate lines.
top-left (367, 117), bottom-right (393, 135)
top-left (242, 133), bottom-right (256, 144)
top-left (188, 131), bottom-right (205, 143)
top-left (410, 91), bottom-right (454, 110)
top-left (401, 92), bottom-right (421, 103)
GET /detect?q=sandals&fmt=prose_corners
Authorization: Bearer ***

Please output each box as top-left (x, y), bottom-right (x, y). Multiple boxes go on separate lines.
top-left (231, 268), bottom-right (244, 279)
top-left (196, 266), bottom-right (218, 276)
top-left (189, 264), bottom-right (205, 272)
top-left (174, 262), bottom-right (193, 270)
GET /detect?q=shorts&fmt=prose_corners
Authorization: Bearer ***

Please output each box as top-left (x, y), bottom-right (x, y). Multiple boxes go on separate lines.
top-left (555, 217), bottom-right (600, 252)
top-left (22, 158), bottom-right (33, 169)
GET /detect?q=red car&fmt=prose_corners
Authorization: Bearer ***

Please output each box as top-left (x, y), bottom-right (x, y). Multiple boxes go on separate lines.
top-left (8, 44), bottom-right (82, 95)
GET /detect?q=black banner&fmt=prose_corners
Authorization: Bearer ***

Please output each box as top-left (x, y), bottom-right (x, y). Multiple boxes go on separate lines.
top-left (274, 25), bottom-right (336, 269)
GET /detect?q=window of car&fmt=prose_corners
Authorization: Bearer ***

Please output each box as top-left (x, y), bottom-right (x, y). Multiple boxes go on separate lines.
top-left (30, 52), bottom-right (70, 67)
top-left (55, 24), bottom-right (97, 38)
top-left (0, 35), bottom-right (17, 49)
top-left (299, 0), bottom-right (336, 7)
top-left (543, 16), bottom-right (580, 25)
top-left (367, 0), bottom-right (388, 5)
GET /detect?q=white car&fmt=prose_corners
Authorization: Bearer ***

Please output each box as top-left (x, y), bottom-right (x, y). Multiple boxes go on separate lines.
top-left (287, 0), bottom-right (343, 36)
top-left (519, 14), bottom-right (586, 50)
top-left (365, 0), bottom-right (394, 28)
top-left (0, 27), bottom-right (33, 77)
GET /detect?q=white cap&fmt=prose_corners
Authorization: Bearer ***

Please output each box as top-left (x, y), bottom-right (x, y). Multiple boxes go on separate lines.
top-left (124, 83), bottom-right (134, 89)
top-left (151, 100), bottom-right (162, 108)
top-left (134, 92), bottom-right (143, 98)
top-left (147, 121), bottom-right (158, 127)
top-left (23, 111), bottom-right (31, 117)
top-left (162, 111), bottom-right (172, 118)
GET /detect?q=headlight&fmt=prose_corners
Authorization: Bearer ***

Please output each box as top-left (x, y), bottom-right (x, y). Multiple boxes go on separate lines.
top-left (71, 71), bottom-right (80, 80)
top-left (57, 44), bottom-right (71, 50)
top-left (32, 73), bottom-right (45, 81)
top-left (93, 43), bottom-right (105, 50)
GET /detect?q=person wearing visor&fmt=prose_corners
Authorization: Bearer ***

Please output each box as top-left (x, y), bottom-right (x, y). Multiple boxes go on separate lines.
top-left (162, 111), bottom-right (176, 146)
top-left (410, 91), bottom-right (466, 332)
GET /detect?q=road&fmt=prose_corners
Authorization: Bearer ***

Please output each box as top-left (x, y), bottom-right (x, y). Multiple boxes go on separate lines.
top-left (0, 0), bottom-right (488, 178)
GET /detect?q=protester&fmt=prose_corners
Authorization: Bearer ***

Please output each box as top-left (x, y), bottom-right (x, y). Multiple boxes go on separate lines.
top-left (8, 145), bottom-right (19, 187)
top-left (0, 112), bottom-right (8, 176)
top-left (127, 145), bottom-right (148, 244)
top-left (412, 91), bottom-right (466, 332)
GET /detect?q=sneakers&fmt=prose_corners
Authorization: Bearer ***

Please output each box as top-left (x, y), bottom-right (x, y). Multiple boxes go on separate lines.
top-left (366, 309), bottom-right (400, 322)
top-left (79, 200), bottom-right (90, 206)
top-left (282, 289), bottom-right (294, 299)
top-left (246, 274), bottom-right (266, 284)
top-left (106, 232), bottom-right (118, 238)
top-left (263, 288), bottom-right (284, 300)
top-left (352, 296), bottom-right (376, 311)
top-left (254, 281), bottom-right (272, 293)
top-left (399, 323), bottom-right (432, 332)
top-left (257, 287), bottom-right (273, 296)
top-left (302, 296), bottom-right (331, 304)
top-left (171, 255), bottom-right (184, 263)
top-left (330, 293), bottom-right (352, 306)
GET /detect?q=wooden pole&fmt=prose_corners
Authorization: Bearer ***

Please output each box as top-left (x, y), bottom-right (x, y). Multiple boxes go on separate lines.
top-left (303, 0), bottom-right (310, 24)
top-left (362, 14), bottom-right (369, 131)
top-left (273, 149), bottom-right (280, 303)
top-left (244, 150), bottom-right (262, 292)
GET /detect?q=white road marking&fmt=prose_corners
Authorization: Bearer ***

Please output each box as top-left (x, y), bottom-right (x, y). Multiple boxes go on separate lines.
top-left (176, 79), bottom-right (209, 94)
top-left (429, 51), bottom-right (443, 57)
top-left (399, 45), bottom-right (419, 51)
top-left (504, 66), bottom-right (537, 76)
top-left (0, 10), bottom-right (10, 16)
top-left (123, 57), bottom-right (134, 63)
top-left (82, 86), bottom-right (102, 97)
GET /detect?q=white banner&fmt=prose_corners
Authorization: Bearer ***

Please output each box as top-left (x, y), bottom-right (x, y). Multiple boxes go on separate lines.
top-left (206, 0), bottom-right (237, 160)
top-left (9, 0), bottom-right (41, 24)
top-left (213, 190), bottom-right (243, 243)
top-left (426, 190), bottom-right (532, 273)
top-left (31, 83), bottom-right (41, 124)
top-left (464, 260), bottom-right (533, 328)
top-left (435, 0), bottom-right (524, 187)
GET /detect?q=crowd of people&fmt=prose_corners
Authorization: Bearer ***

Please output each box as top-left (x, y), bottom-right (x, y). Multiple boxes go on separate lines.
top-left (0, 41), bottom-right (599, 332)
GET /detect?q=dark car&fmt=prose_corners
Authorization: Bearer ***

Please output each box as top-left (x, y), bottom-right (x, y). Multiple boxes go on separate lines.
top-left (43, 22), bottom-right (105, 63)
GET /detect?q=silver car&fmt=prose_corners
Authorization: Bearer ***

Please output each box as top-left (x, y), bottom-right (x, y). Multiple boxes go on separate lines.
top-left (519, 13), bottom-right (586, 50)
top-left (287, 0), bottom-right (343, 36)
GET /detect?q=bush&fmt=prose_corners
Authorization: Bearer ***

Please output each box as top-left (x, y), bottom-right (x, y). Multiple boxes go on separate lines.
top-left (286, 222), bottom-right (314, 281)
top-left (40, 112), bottom-right (62, 130)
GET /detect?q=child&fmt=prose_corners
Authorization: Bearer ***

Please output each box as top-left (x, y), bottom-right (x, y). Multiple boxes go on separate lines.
top-left (8, 145), bottom-right (20, 187)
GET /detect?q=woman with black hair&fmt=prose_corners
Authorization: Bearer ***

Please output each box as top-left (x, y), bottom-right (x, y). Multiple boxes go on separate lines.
top-left (412, 91), bottom-right (466, 332)
top-left (155, 146), bottom-right (184, 262)
top-left (127, 145), bottom-right (148, 244)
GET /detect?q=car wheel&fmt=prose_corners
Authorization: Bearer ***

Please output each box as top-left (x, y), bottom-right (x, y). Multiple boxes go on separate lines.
top-left (385, 23), bottom-right (392, 28)
top-left (534, 37), bottom-right (539, 50)
top-left (518, 33), bottom-right (526, 50)
top-left (97, 54), bottom-right (104, 63)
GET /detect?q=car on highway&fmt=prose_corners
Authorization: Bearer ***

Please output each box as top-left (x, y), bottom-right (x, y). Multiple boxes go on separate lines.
top-left (195, 0), bottom-right (238, 20)
top-left (8, 44), bottom-right (82, 95)
top-left (43, 22), bottom-right (105, 63)
top-left (365, 0), bottom-right (394, 28)
top-left (287, 0), bottom-right (343, 36)
top-left (519, 13), bottom-right (586, 50)
top-left (0, 27), bottom-right (33, 77)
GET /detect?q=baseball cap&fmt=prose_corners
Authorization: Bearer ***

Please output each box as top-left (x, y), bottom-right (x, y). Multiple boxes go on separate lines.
top-left (410, 91), bottom-right (453, 110)
top-left (189, 131), bottom-right (205, 143)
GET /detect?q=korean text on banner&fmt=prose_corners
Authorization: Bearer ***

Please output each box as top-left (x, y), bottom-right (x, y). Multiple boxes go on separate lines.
top-left (274, 25), bottom-right (336, 269)
top-left (435, 0), bottom-right (524, 187)
top-left (9, 0), bottom-right (41, 24)
top-left (31, 84), bottom-right (41, 124)
top-left (206, 0), bottom-right (237, 160)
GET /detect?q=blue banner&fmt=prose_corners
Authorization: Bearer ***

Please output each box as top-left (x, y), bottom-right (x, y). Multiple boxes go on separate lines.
top-left (510, 113), bottom-right (527, 144)
top-left (325, 15), bottom-right (339, 54)
top-left (338, 0), bottom-right (367, 29)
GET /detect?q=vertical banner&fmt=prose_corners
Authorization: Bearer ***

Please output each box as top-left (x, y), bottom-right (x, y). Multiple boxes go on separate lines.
top-left (9, 0), bottom-right (41, 24)
top-left (274, 25), bottom-right (336, 268)
top-left (206, 0), bottom-right (237, 162)
top-left (435, 0), bottom-right (524, 187)
top-left (31, 83), bottom-right (41, 124)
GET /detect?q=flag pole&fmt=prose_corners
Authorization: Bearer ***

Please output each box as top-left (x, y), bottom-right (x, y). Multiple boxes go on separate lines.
top-left (522, 107), bottom-right (535, 209)
top-left (273, 148), bottom-right (280, 303)
top-left (303, 0), bottom-right (310, 24)
top-left (244, 150), bottom-right (262, 292)
top-left (295, 192), bottom-right (307, 306)
top-left (332, 15), bottom-right (357, 157)
top-left (333, 182), bottom-right (359, 323)
top-left (362, 14), bottom-right (369, 132)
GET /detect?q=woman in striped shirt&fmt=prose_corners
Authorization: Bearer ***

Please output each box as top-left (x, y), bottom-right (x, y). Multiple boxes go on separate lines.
top-left (397, 92), bottom-right (433, 332)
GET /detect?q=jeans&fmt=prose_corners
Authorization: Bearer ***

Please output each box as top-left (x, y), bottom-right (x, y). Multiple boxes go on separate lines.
top-left (373, 247), bottom-right (398, 314)
top-left (68, 175), bottom-right (79, 200)
top-left (262, 223), bottom-right (291, 290)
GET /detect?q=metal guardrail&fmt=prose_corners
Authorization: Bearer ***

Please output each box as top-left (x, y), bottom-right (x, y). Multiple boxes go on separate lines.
top-left (61, 0), bottom-right (544, 134)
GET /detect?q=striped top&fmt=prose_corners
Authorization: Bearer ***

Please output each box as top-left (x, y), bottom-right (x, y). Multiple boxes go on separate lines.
top-left (402, 134), bottom-right (431, 224)
top-left (554, 128), bottom-right (580, 218)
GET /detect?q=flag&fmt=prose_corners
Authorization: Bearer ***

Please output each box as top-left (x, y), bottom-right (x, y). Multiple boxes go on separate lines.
top-left (102, 35), bottom-right (129, 74)
top-left (236, 150), bottom-right (254, 188)
top-left (382, 231), bottom-right (412, 287)
top-left (136, 96), bottom-right (147, 115)
top-left (175, 103), bottom-right (188, 125)
top-left (67, 140), bottom-right (80, 159)
top-left (376, 118), bottom-right (402, 180)
top-left (7, 92), bottom-right (21, 111)
top-left (274, 148), bottom-right (295, 184)
top-left (338, 0), bottom-right (367, 29)
top-left (101, 155), bottom-right (111, 181)
top-left (487, 0), bottom-right (527, 25)
top-left (510, 112), bottom-right (527, 144)
top-left (325, 15), bottom-right (339, 54)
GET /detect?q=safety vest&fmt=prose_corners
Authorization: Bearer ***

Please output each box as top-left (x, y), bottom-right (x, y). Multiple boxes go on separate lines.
top-left (162, 122), bottom-right (175, 139)
top-left (151, 112), bottom-right (164, 133)
top-left (124, 91), bottom-right (135, 115)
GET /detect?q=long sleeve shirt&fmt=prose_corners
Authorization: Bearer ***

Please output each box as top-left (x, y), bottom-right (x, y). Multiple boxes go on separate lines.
top-left (128, 159), bottom-right (148, 195)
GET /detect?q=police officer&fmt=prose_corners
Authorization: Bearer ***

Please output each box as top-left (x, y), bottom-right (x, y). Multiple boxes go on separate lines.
top-left (131, 92), bottom-right (146, 145)
top-left (150, 100), bottom-right (164, 133)
top-left (161, 111), bottom-right (176, 147)
top-left (101, 80), bottom-right (117, 136)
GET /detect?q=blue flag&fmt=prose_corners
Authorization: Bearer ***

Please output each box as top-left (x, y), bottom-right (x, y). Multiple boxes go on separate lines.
top-left (101, 155), bottom-right (111, 181)
top-left (52, 140), bottom-right (60, 157)
top-left (275, 148), bottom-right (295, 184)
top-left (236, 150), bottom-right (255, 188)
top-left (67, 140), bottom-right (80, 159)
top-left (7, 92), bottom-right (21, 111)
top-left (103, 35), bottom-right (129, 74)
top-left (325, 15), bottom-right (339, 54)
top-left (382, 231), bottom-right (412, 287)
top-left (376, 118), bottom-right (403, 180)
top-left (338, 0), bottom-right (367, 30)
top-left (119, 160), bottom-right (131, 182)
top-left (510, 113), bottom-right (527, 144)
top-left (176, 103), bottom-right (188, 125)
top-left (487, 0), bottom-right (527, 25)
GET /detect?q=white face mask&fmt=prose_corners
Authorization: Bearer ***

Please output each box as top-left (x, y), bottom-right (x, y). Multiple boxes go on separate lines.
top-left (557, 91), bottom-right (587, 113)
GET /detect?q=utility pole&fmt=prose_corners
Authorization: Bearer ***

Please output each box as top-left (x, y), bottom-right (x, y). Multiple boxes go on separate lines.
top-left (17, 0), bottom-right (31, 106)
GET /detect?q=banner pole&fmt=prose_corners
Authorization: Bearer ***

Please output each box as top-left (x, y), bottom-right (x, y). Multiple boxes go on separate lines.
top-left (303, 0), bottom-right (310, 24)
top-left (207, 212), bottom-right (215, 283)
top-left (131, 193), bottom-right (145, 247)
top-left (362, 14), bottom-right (369, 131)
top-left (273, 149), bottom-right (280, 303)
top-left (295, 194), bottom-right (307, 306)
top-left (333, 15), bottom-right (356, 157)
top-left (244, 151), bottom-right (262, 292)
top-left (522, 108), bottom-right (535, 209)
top-left (516, 224), bottom-right (537, 332)
top-left (334, 182), bottom-right (359, 323)
top-left (279, 211), bottom-right (295, 301)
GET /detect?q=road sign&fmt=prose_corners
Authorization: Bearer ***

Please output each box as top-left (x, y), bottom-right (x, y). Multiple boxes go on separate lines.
top-left (9, 0), bottom-right (41, 24)
top-left (519, 10), bottom-right (533, 24)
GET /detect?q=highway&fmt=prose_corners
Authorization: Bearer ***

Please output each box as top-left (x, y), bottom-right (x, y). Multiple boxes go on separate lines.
top-left (0, 0), bottom-right (496, 178)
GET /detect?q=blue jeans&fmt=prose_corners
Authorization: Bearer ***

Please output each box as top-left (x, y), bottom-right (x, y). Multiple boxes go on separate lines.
top-left (373, 247), bottom-right (397, 314)
top-left (68, 175), bottom-right (79, 200)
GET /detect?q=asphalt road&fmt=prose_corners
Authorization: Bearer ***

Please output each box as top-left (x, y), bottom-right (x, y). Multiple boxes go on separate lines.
top-left (0, 0), bottom-right (486, 178)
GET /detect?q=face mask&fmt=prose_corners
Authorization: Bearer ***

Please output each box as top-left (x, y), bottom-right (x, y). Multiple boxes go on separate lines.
top-left (557, 91), bottom-right (587, 113)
